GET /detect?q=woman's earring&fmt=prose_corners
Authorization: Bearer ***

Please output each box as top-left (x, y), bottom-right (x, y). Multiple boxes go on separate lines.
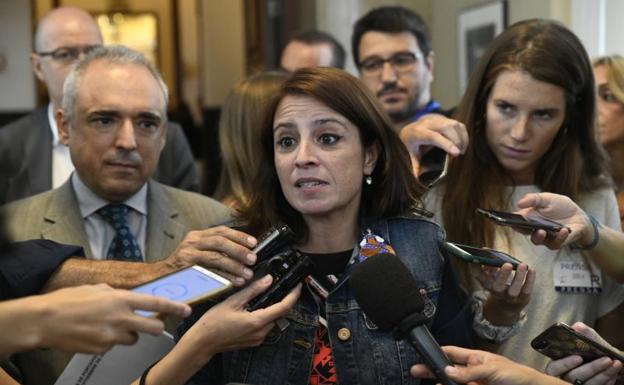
top-left (365, 175), bottom-right (373, 185)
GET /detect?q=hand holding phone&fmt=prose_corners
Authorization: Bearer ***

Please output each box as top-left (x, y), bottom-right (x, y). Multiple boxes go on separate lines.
top-left (442, 242), bottom-right (522, 269)
top-left (476, 208), bottom-right (570, 233)
top-left (532, 322), bottom-right (624, 364)
top-left (443, 242), bottom-right (534, 316)
top-left (132, 265), bottom-right (232, 317)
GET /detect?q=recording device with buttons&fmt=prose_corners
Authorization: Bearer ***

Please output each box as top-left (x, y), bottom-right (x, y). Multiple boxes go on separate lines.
top-left (245, 223), bottom-right (313, 311)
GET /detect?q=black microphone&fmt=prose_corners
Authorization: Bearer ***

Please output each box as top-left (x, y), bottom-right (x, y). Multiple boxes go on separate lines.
top-left (349, 253), bottom-right (459, 385)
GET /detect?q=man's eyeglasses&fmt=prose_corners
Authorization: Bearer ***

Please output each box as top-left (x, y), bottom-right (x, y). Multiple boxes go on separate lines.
top-left (36, 45), bottom-right (100, 64)
top-left (359, 52), bottom-right (418, 76)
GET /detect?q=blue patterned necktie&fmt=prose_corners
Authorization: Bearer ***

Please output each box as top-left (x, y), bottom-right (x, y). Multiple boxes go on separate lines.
top-left (97, 204), bottom-right (143, 262)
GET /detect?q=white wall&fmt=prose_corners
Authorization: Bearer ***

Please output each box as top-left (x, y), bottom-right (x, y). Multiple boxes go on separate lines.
top-left (431, 0), bottom-right (576, 109)
top-left (0, 0), bottom-right (36, 111)
top-left (572, 0), bottom-right (624, 59)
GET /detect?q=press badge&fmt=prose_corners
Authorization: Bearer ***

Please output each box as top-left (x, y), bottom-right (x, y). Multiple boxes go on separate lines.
top-left (553, 260), bottom-right (602, 293)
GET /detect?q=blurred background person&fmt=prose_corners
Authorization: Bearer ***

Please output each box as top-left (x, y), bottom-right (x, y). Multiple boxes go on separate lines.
top-left (414, 18), bottom-right (624, 370)
top-left (352, 6), bottom-right (444, 129)
top-left (214, 71), bottom-right (287, 209)
top-left (0, 45), bottom-right (233, 385)
top-left (593, 55), bottom-right (624, 228)
top-left (0, 6), bottom-right (199, 206)
top-left (180, 67), bottom-right (472, 385)
top-left (279, 29), bottom-right (345, 72)
top-left (517, 192), bottom-right (624, 283)
top-left (351, 5), bottom-right (465, 177)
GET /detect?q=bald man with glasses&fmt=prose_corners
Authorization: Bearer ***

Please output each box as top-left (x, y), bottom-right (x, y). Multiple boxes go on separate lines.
top-left (0, 6), bottom-right (200, 205)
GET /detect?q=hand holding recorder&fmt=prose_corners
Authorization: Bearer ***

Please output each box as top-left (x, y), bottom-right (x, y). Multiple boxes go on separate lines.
top-left (410, 346), bottom-right (569, 385)
top-left (165, 226), bottom-right (260, 286)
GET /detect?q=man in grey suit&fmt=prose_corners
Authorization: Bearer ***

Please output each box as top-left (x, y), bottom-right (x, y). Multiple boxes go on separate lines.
top-left (0, 6), bottom-right (199, 205)
top-left (1, 45), bottom-right (260, 385)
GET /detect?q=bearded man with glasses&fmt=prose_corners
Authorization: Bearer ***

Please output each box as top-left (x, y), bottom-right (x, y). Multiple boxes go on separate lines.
top-left (0, 6), bottom-right (200, 205)
top-left (352, 6), bottom-right (468, 179)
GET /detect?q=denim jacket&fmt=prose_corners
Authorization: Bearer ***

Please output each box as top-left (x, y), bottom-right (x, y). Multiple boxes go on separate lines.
top-left (180, 213), bottom-right (473, 385)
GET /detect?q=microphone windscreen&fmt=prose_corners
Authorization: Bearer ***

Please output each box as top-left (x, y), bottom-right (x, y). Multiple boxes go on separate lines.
top-left (349, 253), bottom-right (425, 331)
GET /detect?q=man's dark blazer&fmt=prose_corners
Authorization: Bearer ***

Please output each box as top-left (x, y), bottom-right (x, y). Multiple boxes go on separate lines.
top-left (0, 107), bottom-right (201, 205)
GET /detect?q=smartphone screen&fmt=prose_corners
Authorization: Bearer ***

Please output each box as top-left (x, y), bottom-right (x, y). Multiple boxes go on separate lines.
top-left (476, 208), bottom-right (567, 232)
top-left (132, 265), bottom-right (231, 317)
top-left (443, 242), bottom-right (522, 268)
top-left (531, 323), bottom-right (624, 363)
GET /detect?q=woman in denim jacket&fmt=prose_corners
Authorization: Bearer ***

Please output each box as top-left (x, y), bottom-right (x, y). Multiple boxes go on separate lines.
top-left (180, 67), bottom-right (473, 385)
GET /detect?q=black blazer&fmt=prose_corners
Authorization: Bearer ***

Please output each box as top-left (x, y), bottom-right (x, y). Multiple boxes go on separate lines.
top-left (0, 107), bottom-right (200, 204)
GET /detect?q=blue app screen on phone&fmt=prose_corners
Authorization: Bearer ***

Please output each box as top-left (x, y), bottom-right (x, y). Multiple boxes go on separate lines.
top-left (133, 266), bottom-right (229, 316)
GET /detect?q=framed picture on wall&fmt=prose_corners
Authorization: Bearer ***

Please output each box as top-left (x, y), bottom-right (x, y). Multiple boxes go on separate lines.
top-left (458, 0), bottom-right (507, 96)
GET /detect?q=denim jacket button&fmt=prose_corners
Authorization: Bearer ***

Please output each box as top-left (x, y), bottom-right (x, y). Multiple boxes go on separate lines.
top-left (337, 327), bottom-right (351, 341)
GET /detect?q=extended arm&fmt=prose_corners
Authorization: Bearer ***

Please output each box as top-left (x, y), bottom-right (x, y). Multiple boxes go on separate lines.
top-left (44, 226), bottom-right (260, 291)
top-left (517, 193), bottom-right (624, 282)
top-left (130, 276), bottom-right (301, 385)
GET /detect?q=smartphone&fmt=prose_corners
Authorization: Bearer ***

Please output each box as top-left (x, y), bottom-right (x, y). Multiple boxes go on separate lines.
top-left (476, 208), bottom-right (569, 233)
top-left (132, 265), bottom-right (232, 317)
top-left (531, 322), bottom-right (624, 364)
top-left (442, 241), bottom-right (522, 269)
top-left (418, 150), bottom-right (450, 188)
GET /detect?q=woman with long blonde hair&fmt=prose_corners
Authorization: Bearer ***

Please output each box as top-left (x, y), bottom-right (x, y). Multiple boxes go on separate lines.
top-left (593, 55), bottom-right (624, 227)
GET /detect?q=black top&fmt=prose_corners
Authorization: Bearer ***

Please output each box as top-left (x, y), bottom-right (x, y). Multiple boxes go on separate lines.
top-left (0, 240), bottom-right (84, 300)
top-left (306, 249), bottom-right (353, 278)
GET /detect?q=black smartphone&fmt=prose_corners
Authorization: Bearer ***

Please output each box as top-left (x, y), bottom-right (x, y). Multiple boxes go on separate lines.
top-left (476, 208), bottom-right (570, 233)
top-left (531, 322), bottom-right (624, 363)
top-left (442, 242), bottom-right (522, 269)
top-left (418, 149), bottom-right (450, 188)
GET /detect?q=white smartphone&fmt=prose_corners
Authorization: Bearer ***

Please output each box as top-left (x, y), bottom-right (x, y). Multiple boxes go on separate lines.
top-left (132, 265), bottom-right (232, 317)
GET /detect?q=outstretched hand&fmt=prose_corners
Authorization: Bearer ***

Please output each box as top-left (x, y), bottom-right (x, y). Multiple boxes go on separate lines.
top-left (475, 262), bottom-right (535, 325)
top-left (21, 284), bottom-right (191, 355)
top-left (410, 345), bottom-right (567, 385)
top-left (399, 114), bottom-right (468, 175)
top-left (164, 226), bottom-right (259, 286)
top-left (516, 193), bottom-right (593, 250)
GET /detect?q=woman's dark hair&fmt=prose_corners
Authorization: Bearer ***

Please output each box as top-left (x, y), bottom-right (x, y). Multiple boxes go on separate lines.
top-left (238, 67), bottom-right (425, 238)
top-left (442, 19), bottom-right (610, 248)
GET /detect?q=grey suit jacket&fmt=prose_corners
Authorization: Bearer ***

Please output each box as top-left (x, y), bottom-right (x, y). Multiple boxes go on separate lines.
top-left (2, 179), bottom-right (230, 259)
top-left (1, 180), bottom-right (231, 385)
top-left (0, 107), bottom-right (201, 205)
